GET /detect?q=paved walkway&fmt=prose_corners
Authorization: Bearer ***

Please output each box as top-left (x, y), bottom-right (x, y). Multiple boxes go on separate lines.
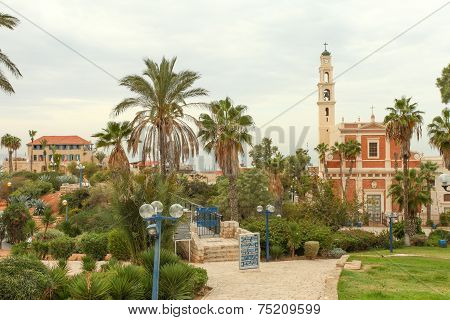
top-left (195, 259), bottom-right (338, 300)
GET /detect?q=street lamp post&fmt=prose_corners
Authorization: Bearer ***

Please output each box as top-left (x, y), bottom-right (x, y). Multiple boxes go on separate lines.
top-left (257, 204), bottom-right (275, 262)
top-left (386, 212), bottom-right (398, 253)
top-left (139, 201), bottom-right (184, 300)
top-left (76, 162), bottom-right (85, 188)
top-left (62, 199), bottom-right (68, 222)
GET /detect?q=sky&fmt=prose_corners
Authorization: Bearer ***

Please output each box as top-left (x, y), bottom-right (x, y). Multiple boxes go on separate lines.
top-left (0, 0), bottom-right (449, 168)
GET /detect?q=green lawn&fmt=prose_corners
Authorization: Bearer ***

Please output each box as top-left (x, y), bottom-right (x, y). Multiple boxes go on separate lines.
top-left (338, 247), bottom-right (450, 300)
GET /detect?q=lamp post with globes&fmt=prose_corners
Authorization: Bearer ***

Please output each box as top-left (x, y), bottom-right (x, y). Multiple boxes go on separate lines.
top-left (139, 201), bottom-right (184, 300)
top-left (62, 199), bottom-right (68, 222)
top-left (76, 161), bottom-right (85, 188)
top-left (257, 204), bottom-right (276, 262)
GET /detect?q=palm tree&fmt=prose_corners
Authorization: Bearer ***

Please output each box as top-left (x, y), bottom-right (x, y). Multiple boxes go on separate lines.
top-left (331, 142), bottom-right (346, 198)
top-left (343, 139), bottom-right (361, 195)
top-left (388, 169), bottom-right (431, 229)
top-left (384, 96), bottom-right (424, 245)
top-left (94, 151), bottom-right (107, 167)
top-left (40, 139), bottom-right (48, 171)
top-left (1, 133), bottom-right (14, 172)
top-left (113, 57), bottom-right (208, 175)
top-left (92, 121), bottom-right (132, 171)
top-left (28, 130), bottom-right (37, 172)
top-left (42, 207), bottom-right (56, 239)
top-left (198, 97), bottom-right (254, 221)
top-left (314, 143), bottom-right (329, 179)
top-left (11, 136), bottom-right (21, 172)
top-left (419, 161), bottom-right (438, 224)
top-left (428, 107), bottom-right (450, 170)
top-left (266, 151), bottom-right (285, 215)
top-left (0, 13), bottom-right (22, 94)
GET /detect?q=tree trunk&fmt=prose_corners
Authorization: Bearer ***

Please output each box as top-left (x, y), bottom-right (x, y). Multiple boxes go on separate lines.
top-left (228, 175), bottom-right (239, 221)
top-left (8, 150), bottom-right (13, 173)
top-left (324, 161), bottom-right (329, 180)
top-left (402, 144), bottom-right (413, 246)
top-left (426, 184), bottom-right (432, 223)
top-left (14, 150), bottom-right (17, 171)
top-left (30, 147), bottom-right (33, 172)
top-left (339, 156), bottom-right (344, 199)
top-left (159, 127), bottom-right (167, 176)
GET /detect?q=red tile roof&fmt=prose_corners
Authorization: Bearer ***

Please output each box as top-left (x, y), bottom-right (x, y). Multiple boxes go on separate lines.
top-left (27, 136), bottom-right (91, 146)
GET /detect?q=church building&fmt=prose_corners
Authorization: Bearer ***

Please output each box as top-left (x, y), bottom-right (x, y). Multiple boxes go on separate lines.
top-left (316, 45), bottom-right (422, 225)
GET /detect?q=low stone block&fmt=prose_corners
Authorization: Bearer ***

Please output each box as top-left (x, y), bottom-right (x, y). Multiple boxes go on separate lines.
top-left (336, 254), bottom-right (349, 267)
top-left (344, 260), bottom-right (362, 270)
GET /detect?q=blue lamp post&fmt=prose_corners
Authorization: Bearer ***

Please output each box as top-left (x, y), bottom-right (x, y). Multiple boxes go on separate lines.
top-left (257, 204), bottom-right (276, 262)
top-left (139, 201), bottom-right (184, 300)
top-left (386, 212), bottom-right (398, 253)
top-left (76, 162), bottom-right (85, 188)
top-left (62, 199), bottom-right (68, 222)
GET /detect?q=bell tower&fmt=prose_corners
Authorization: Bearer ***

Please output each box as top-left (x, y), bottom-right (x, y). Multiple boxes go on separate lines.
top-left (317, 43), bottom-right (335, 145)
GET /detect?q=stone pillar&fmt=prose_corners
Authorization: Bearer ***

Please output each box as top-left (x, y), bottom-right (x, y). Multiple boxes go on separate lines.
top-left (220, 221), bottom-right (239, 238)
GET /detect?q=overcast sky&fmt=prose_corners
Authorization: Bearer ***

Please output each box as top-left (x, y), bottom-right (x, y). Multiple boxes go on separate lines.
top-left (0, 0), bottom-right (449, 167)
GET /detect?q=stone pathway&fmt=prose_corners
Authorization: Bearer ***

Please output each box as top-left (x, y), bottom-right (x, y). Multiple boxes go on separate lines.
top-left (195, 258), bottom-right (339, 300)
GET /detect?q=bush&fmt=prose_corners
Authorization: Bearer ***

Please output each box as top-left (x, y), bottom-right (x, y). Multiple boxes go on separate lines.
top-left (270, 245), bottom-right (284, 260)
top-left (0, 255), bottom-right (52, 299)
top-left (69, 207), bottom-right (118, 233)
top-left (440, 212), bottom-right (449, 226)
top-left (189, 266), bottom-right (208, 294)
top-left (59, 188), bottom-right (90, 213)
top-left (332, 229), bottom-right (379, 252)
top-left (48, 266), bottom-right (70, 300)
top-left (10, 180), bottom-right (53, 199)
top-left (2, 202), bottom-right (31, 243)
top-left (304, 241), bottom-right (320, 259)
top-left (392, 219), bottom-right (423, 239)
top-left (48, 236), bottom-right (75, 260)
top-left (137, 248), bottom-right (180, 274)
top-left (108, 229), bottom-right (131, 261)
top-left (31, 240), bottom-right (50, 259)
top-left (35, 229), bottom-right (65, 241)
top-left (11, 242), bottom-right (31, 256)
top-left (374, 230), bottom-right (404, 250)
top-left (159, 263), bottom-right (195, 300)
top-left (411, 234), bottom-right (427, 246)
top-left (69, 272), bottom-right (110, 300)
top-left (427, 230), bottom-right (450, 247)
top-left (286, 221), bottom-right (302, 257)
top-left (82, 255), bottom-right (96, 272)
top-left (90, 170), bottom-right (111, 186)
top-left (107, 265), bottom-right (146, 300)
top-left (321, 247), bottom-right (347, 259)
top-left (79, 233), bottom-right (108, 260)
top-left (56, 221), bottom-right (82, 237)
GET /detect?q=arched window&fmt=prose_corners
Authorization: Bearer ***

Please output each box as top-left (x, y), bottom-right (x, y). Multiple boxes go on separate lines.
top-left (325, 107), bottom-right (329, 116)
top-left (324, 72), bottom-right (329, 83)
top-left (323, 89), bottom-right (330, 101)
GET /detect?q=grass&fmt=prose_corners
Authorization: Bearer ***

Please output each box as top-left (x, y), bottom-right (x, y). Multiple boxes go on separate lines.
top-left (338, 247), bottom-right (450, 300)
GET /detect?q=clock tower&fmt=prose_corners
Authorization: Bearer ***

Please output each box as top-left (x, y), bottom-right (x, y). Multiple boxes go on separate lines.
top-left (317, 43), bottom-right (335, 145)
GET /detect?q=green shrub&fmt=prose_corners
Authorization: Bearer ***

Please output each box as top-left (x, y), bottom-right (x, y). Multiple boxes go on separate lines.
top-left (82, 255), bottom-right (96, 272)
top-left (79, 232), bottom-right (108, 260)
top-left (10, 180), bottom-right (53, 199)
top-left (108, 229), bottom-right (131, 261)
top-left (321, 247), bottom-right (346, 258)
top-left (48, 266), bottom-right (70, 300)
top-left (31, 240), bottom-right (50, 259)
top-left (48, 236), bottom-right (75, 260)
top-left (189, 266), bottom-right (208, 294)
top-left (411, 234), bottom-right (427, 246)
top-left (439, 212), bottom-right (449, 226)
top-left (56, 221), bottom-right (82, 237)
top-left (427, 230), bottom-right (450, 246)
top-left (69, 207), bottom-right (118, 233)
top-left (0, 255), bottom-right (52, 299)
top-left (35, 229), bottom-right (65, 241)
top-left (332, 229), bottom-right (379, 252)
top-left (59, 188), bottom-right (90, 213)
top-left (304, 241), bottom-right (320, 259)
top-left (392, 219), bottom-right (423, 239)
top-left (69, 272), bottom-right (110, 300)
top-left (2, 202), bottom-right (31, 243)
top-left (270, 245), bottom-right (284, 260)
top-left (11, 242), bottom-right (31, 256)
top-left (286, 221), bottom-right (302, 257)
top-left (374, 230), bottom-right (404, 250)
top-left (107, 265), bottom-right (146, 300)
top-left (137, 248), bottom-right (180, 274)
top-left (159, 263), bottom-right (195, 300)
top-left (90, 170), bottom-right (111, 186)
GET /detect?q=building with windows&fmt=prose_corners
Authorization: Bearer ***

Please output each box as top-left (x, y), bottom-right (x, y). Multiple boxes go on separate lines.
top-left (316, 47), bottom-right (425, 225)
top-left (2, 135), bottom-right (95, 173)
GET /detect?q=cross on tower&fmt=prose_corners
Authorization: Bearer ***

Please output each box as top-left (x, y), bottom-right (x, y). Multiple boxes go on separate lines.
top-left (323, 42), bottom-right (328, 51)
top-left (370, 105), bottom-right (374, 115)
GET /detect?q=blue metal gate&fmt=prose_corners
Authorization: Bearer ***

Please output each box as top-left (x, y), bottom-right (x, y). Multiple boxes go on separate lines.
top-left (196, 207), bottom-right (221, 238)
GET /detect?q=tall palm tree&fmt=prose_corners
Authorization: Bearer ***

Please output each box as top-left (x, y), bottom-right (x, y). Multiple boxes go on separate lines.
top-left (113, 57), bottom-right (208, 175)
top-left (428, 107), bottom-right (450, 170)
top-left (343, 139), bottom-right (362, 196)
top-left (40, 139), bottom-right (48, 172)
top-left (388, 169), bottom-right (431, 228)
top-left (266, 151), bottom-right (285, 215)
top-left (384, 96), bottom-right (424, 245)
top-left (11, 136), bottom-right (21, 172)
top-left (331, 141), bottom-right (346, 198)
top-left (28, 130), bottom-right (37, 172)
top-left (0, 13), bottom-right (22, 94)
top-left (1, 133), bottom-right (14, 172)
top-left (315, 142), bottom-right (330, 179)
top-left (92, 121), bottom-right (132, 171)
top-left (198, 97), bottom-right (254, 221)
top-left (419, 161), bottom-right (438, 224)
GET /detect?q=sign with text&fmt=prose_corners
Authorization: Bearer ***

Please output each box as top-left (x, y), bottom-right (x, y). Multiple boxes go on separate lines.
top-left (239, 233), bottom-right (260, 270)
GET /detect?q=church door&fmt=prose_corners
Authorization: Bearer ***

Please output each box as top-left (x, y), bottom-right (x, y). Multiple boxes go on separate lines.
top-left (367, 194), bottom-right (382, 222)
